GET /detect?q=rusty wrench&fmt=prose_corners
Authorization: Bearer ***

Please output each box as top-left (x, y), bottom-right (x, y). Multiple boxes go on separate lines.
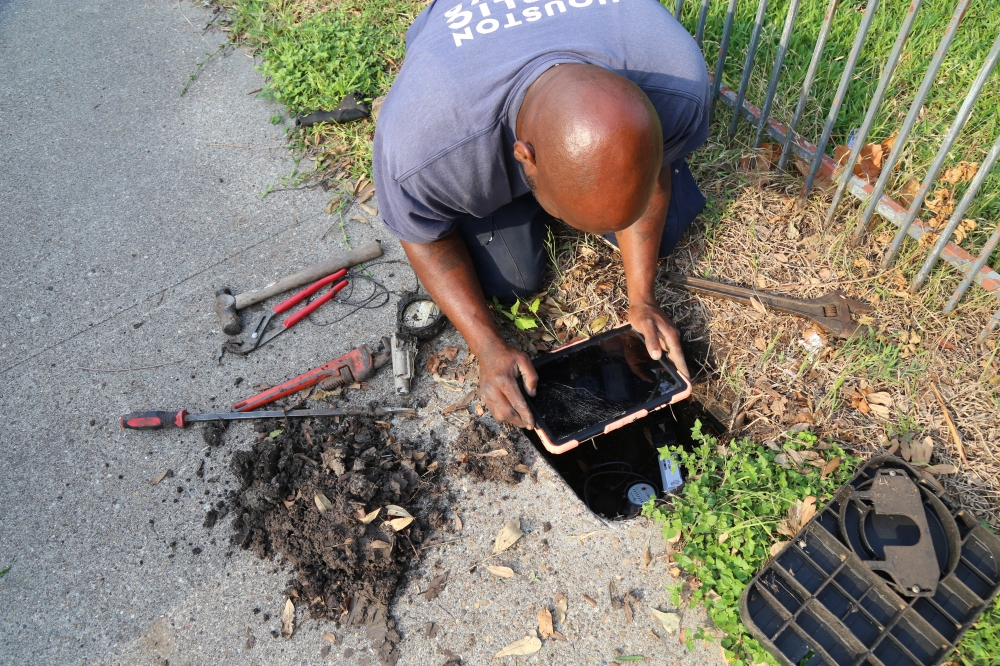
top-left (664, 273), bottom-right (872, 338)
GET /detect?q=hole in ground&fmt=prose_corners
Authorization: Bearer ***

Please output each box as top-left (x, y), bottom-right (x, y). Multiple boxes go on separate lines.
top-left (524, 397), bottom-right (726, 520)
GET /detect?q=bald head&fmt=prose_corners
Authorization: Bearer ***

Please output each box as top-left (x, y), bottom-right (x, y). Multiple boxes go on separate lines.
top-left (514, 64), bottom-right (663, 234)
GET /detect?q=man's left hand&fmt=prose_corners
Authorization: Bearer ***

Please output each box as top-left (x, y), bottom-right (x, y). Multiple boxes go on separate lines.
top-left (628, 299), bottom-right (693, 404)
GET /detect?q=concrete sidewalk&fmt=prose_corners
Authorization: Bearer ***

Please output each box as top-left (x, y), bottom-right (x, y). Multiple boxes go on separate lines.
top-left (0, 1), bottom-right (724, 664)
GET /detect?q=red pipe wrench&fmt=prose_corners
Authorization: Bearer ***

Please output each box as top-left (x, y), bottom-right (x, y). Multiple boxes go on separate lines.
top-left (232, 342), bottom-right (389, 412)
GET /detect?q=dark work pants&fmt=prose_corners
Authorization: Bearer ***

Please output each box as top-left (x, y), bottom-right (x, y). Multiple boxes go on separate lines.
top-left (457, 160), bottom-right (706, 302)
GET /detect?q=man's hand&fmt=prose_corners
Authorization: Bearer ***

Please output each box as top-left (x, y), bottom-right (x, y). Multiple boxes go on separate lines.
top-left (477, 339), bottom-right (538, 428)
top-left (400, 231), bottom-right (540, 428)
top-left (628, 300), bottom-right (692, 404)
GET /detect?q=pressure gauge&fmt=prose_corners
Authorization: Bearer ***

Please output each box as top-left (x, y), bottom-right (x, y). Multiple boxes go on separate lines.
top-left (397, 293), bottom-right (447, 340)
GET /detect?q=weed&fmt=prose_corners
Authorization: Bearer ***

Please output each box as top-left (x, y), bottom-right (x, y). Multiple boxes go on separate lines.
top-left (180, 43), bottom-right (227, 97)
top-left (0, 558), bottom-right (12, 580)
top-left (949, 595), bottom-right (1000, 665)
top-left (644, 421), bottom-right (859, 665)
top-left (269, 114), bottom-right (284, 125)
top-left (492, 296), bottom-right (541, 331)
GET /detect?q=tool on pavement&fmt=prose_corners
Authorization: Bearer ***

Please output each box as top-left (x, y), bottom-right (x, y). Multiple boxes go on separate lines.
top-left (121, 406), bottom-right (416, 431)
top-left (663, 273), bottom-right (872, 339)
top-left (391, 293), bottom-right (447, 394)
top-left (212, 241), bottom-right (382, 335)
top-left (213, 287), bottom-right (242, 335)
top-left (397, 293), bottom-right (447, 339)
top-left (232, 342), bottom-right (390, 412)
top-left (224, 270), bottom-right (349, 354)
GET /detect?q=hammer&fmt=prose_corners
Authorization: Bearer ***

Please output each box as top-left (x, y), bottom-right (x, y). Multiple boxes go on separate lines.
top-left (212, 241), bottom-right (383, 335)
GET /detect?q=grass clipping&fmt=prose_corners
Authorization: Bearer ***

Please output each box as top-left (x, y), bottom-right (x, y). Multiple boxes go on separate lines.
top-left (643, 421), bottom-right (858, 665)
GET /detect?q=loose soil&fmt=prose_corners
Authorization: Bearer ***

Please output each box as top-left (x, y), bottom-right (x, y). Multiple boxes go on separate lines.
top-left (453, 419), bottom-right (526, 485)
top-left (228, 416), bottom-right (449, 666)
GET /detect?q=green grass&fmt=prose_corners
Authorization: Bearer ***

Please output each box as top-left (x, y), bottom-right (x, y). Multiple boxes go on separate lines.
top-left (645, 423), bottom-right (860, 665)
top-left (220, 0), bottom-right (423, 177)
top-left (951, 595), bottom-right (1000, 665)
top-left (0, 559), bottom-right (13, 580)
top-left (675, 0), bottom-right (1000, 260)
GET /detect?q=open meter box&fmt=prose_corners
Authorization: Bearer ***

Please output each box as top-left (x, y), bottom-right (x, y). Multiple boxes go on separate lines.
top-left (525, 325), bottom-right (690, 454)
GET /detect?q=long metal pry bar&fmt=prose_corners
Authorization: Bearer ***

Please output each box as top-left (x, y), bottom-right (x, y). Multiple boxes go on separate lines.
top-left (664, 273), bottom-right (872, 339)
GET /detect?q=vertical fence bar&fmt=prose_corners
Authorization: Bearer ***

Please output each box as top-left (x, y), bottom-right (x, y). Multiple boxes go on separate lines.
top-left (852, 0), bottom-right (972, 243)
top-left (978, 307), bottom-right (1000, 343)
top-left (910, 132), bottom-right (1000, 292)
top-left (695, 0), bottom-right (711, 47)
top-left (729, 0), bottom-right (769, 137)
top-left (709, 0), bottom-right (740, 123)
top-left (801, 0), bottom-right (880, 200)
top-left (778, 0), bottom-right (840, 171)
top-left (753, 0), bottom-right (802, 149)
top-left (824, 0), bottom-right (922, 227)
top-left (881, 30), bottom-right (1000, 270)
top-left (945, 227), bottom-right (1000, 313)
top-left (675, 0), bottom-right (686, 18)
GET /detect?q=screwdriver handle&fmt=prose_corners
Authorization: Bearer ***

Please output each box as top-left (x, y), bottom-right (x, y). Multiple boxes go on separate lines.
top-left (120, 410), bottom-right (189, 430)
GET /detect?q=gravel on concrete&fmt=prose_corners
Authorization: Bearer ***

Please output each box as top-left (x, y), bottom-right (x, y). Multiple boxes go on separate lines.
top-left (0, 0), bottom-right (726, 664)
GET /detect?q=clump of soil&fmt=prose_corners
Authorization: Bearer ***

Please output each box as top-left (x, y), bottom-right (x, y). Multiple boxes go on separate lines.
top-left (454, 419), bottom-right (526, 484)
top-left (228, 416), bottom-right (447, 666)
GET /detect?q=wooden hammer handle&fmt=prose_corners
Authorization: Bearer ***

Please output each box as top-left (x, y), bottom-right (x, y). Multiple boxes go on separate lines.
top-left (233, 241), bottom-right (382, 310)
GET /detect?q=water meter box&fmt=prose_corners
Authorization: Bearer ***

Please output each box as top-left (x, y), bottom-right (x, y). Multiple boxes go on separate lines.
top-left (740, 455), bottom-right (1000, 666)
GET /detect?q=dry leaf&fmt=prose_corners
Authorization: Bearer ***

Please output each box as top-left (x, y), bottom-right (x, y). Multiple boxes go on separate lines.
top-left (359, 202), bottom-right (378, 217)
top-left (485, 565), bottom-right (515, 579)
top-left (322, 632), bottom-right (339, 644)
top-left (754, 336), bottom-right (767, 352)
top-left (772, 253), bottom-right (789, 264)
top-left (554, 594), bottom-right (568, 624)
top-left (369, 540), bottom-right (392, 550)
top-left (770, 541), bottom-right (788, 557)
top-left (910, 437), bottom-right (934, 464)
top-left (388, 516), bottom-right (414, 531)
top-left (538, 607), bottom-right (554, 639)
top-left (898, 177), bottom-right (920, 208)
top-left (649, 607), bottom-right (681, 634)
top-left (642, 544), bottom-right (652, 569)
top-left (386, 505), bottom-right (412, 518)
top-left (474, 449), bottom-right (509, 458)
top-left (494, 636), bottom-right (542, 658)
top-left (940, 161), bottom-right (979, 185)
top-left (281, 598), bottom-right (295, 638)
top-left (514, 464), bottom-right (531, 474)
top-left (425, 572), bottom-right (449, 601)
top-left (314, 493), bottom-right (333, 514)
top-left (927, 464), bottom-right (959, 476)
top-left (493, 518), bottom-right (523, 554)
top-left (324, 195), bottom-right (342, 215)
top-left (583, 594), bottom-right (597, 607)
top-left (350, 214), bottom-right (370, 226)
top-left (148, 469), bottom-right (173, 486)
top-left (777, 497), bottom-right (816, 537)
top-left (357, 508), bottom-right (380, 524)
top-left (454, 514), bottom-right (463, 532)
top-left (750, 296), bottom-right (767, 316)
top-left (821, 456), bottom-right (842, 478)
top-left (590, 316), bottom-right (609, 334)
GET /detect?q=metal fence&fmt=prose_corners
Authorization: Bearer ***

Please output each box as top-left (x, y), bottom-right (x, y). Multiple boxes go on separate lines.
top-left (675, 0), bottom-right (1000, 342)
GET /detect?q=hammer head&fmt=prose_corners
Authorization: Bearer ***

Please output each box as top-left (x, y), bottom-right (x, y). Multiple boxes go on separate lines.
top-left (214, 287), bottom-right (242, 336)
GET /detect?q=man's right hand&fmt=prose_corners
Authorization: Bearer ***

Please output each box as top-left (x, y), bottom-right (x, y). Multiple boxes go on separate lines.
top-left (399, 231), bottom-right (540, 429)
top-left (477, 339), bottom-right (538, 428)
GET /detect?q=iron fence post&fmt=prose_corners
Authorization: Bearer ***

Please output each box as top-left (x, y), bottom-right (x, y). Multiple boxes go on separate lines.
top-left (753, 0), bottom-right (802, 149)
top-left (824, 0), bottom-right (923, 228)
top-left (880, 29), bottom-right (1000, 270)
top-left (729, 0), bottom-right (769, 138)
top-left (710, 0), bottom-right (740, 124)
top-left (801, 0), bottom-right (880, 201)
top-left (778, 0), bottom-right (840, 172)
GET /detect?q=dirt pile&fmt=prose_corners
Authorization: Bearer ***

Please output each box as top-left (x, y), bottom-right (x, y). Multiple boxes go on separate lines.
top-left (228, 415), bottom-right (448, 666)
top-left (454, 420), bottom-right (527, 484)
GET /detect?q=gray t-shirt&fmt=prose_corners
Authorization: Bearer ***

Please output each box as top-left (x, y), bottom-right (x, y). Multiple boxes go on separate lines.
top-left (372, 0), bottom-right (709, 244)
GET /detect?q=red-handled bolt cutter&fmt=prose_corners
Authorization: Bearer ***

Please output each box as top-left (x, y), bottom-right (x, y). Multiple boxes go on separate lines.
top-left (224, 269), bottom-right (348, 354)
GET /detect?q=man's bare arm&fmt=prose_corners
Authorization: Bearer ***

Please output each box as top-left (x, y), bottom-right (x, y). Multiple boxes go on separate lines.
top-left (614, 165), bottom-right (693, 401)
top-left (400, 232), bottom-right (538, 426)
